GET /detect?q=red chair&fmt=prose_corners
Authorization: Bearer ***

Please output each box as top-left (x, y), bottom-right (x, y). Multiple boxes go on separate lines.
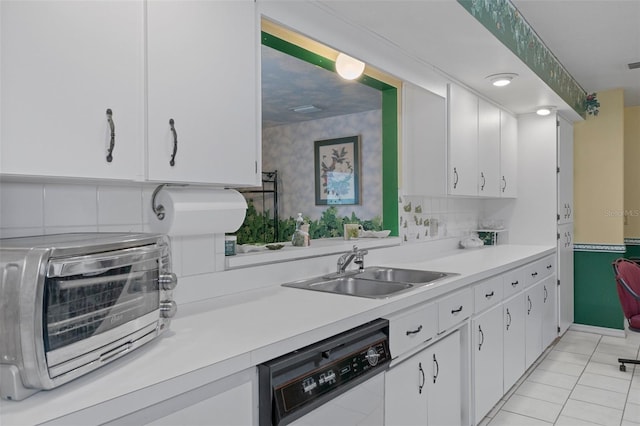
top-left (612, 257), bottom-right (640, 371)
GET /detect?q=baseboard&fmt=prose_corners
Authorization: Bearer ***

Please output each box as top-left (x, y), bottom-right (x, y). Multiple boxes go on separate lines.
top-left (569, 323), bottom-right (626, 338)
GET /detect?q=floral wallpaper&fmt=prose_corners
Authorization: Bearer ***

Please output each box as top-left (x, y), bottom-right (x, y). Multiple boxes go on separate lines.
top-left (260, 109), bottom-right (383, 222)
top-left (458, 0), bottom-right (587, 117)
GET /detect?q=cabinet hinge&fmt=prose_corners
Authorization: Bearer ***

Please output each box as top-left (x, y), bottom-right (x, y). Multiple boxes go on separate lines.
top-left (255, 161), bottom-right (258, 174)
top-left (557, 166), bottom-right (560, 173)
top-left (556, 119), bottom-right (560, 127)
top-left (557, 233), bottom-right (560, 240)
top-left (557, 326), bottom-right (561, 333)
top-left (557, 214), bottom-right (561, 221)
top-left (557, 279), bottom-right (561, 286)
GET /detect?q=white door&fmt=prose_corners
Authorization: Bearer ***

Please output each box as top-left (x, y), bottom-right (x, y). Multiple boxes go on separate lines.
top-left (146, 0), bottom-right (260, 186)
top-left (477, 99), bottom-right (501, 197)
top-left (542, 276), bottom-right (558, 349)
top-left (525, 282), bottom-right (544, 367)
top-left (558, 223), bottom-right (575, 334)
top-left (1, 1), bottom-right (144, 180)
top-left (472, 305), bottom-right (504, 422)
top-left (385, 351), bottom-right (429, 425)
top-left (500, 111), bottom-right (518, 197)
top-left (426, 331), bottom-right (461, 426)
top-left (448, 84), bottom-right (478, 196)
top-left (503, 293), bottom-right (526, 392)
top-left (557, 116), bottom-right (574, 224)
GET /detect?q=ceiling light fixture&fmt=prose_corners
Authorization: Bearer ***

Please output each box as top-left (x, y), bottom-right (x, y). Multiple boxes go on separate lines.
top-left (335, 52), bottom-right (365, 80)
top-left (536, 106), bottom-right (555, 116)
top-left (486, 73), bottom-right (518, 87)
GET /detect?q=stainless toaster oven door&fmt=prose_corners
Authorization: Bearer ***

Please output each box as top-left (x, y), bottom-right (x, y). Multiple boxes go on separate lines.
top-left (43, 246), bottom-right (163, 375)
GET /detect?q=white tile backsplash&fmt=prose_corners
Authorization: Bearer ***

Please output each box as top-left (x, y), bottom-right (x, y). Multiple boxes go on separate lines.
top-left (97, 185), bottom-right (143, 225)
top-left (0, 182), bottom-right (44, 228)
top-left (181, 234), bottom-right (217, 276)
top-left (44, 184), bottom-right (98, 227)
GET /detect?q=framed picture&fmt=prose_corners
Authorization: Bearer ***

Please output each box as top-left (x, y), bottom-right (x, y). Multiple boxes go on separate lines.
top-left (314, 135), bottom-right (360, 205)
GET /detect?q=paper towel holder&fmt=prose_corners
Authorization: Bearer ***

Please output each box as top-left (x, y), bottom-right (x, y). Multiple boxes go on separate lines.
top-left (152, 184), bottom-right (188, 221)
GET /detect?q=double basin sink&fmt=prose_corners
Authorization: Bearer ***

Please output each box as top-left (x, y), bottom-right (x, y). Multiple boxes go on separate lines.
top-left (282, 267), bottom-right (457, 299)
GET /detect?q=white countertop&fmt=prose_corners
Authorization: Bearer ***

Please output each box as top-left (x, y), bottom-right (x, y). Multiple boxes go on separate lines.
top-left (0, 244), bottom-right (554, 425)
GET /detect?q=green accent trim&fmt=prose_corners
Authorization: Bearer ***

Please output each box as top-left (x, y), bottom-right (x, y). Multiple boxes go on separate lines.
top-left (574, 250), bottom-right (624, 330)
top-left (382, 88), bottom-right (399, 236)
top-left (261, 31), bottom-right (399, 236)
top-left (261, 32), bottom-right (394, 91)
top-left (457, 0), bottom-right (587, 117)
top-left (573, 243), bottom-right (626, 253)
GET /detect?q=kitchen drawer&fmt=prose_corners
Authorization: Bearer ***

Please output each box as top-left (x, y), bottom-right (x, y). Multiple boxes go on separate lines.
top-left (385, 302), bottom-right (437, 358)
top-left (474, 275), bottom-right (503, 313)
top-left (524, 255), bottom-right (556, 287)
top-left (438, 287), bottom-right (473, 333)
top-left (503, 266), bottom-right (526, 298)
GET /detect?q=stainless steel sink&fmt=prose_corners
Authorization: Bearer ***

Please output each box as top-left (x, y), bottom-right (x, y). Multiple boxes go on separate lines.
top-left (282, 267), bottom-right (456, 299)
top-left (357, 267), bottom-right (455, 284)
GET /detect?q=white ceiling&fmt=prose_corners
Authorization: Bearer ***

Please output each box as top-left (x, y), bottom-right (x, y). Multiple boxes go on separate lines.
top-left (262, 0), bottom-right (640, 126)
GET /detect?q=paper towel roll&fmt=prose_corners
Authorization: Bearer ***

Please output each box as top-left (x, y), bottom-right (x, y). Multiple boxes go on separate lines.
top-left (150, 187), bottom-right (247, 236)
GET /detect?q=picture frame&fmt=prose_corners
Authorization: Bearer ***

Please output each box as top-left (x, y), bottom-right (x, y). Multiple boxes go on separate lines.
top-left (314, 135), bottom-right (360, 205)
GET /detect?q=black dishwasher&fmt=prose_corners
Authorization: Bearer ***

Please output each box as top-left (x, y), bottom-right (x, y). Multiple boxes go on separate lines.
top-left (258, 318), bottom-right (391, 426)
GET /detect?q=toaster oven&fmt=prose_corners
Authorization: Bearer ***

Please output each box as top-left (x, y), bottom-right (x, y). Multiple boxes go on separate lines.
top-left (0, 233), bottom-right (178, 401)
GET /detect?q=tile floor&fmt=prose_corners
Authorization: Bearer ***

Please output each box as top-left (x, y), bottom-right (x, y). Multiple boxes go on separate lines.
top-left (481, 329), bottom-right (640, 426)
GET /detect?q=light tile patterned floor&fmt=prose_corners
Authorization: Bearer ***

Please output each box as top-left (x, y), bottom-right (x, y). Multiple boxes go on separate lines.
top-left (481, 329), bottom-right (640, 426)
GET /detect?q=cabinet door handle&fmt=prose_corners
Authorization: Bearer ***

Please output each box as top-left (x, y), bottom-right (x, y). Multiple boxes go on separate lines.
top-left (406, 325), bottom-right (423, 336)
top-left (451, 305), bottom-right (463, 314)
top-left (501, 176), bottom-right (507, 193)
top-left (544, 285), bottom-right (548, 303)
top-left (478, 324), bottom-right (484, 351)
top-left (432, 354), bottom-right (439, 384)
top-left (169, 118), bottom-right (178, 167)
top-left (485, 291), bottom-right (495, 299)
top-left (453, 167), bottom-right (459, 189)
top-left (106, 108), bottom-right (115, 163)
top-left (418, 362), bottom-right (425, 394)
top-left (480, 172), bottom-right (486, 191)
top-left (567, 204), bottom-right (572, 219)
top-left (527, 295), bottom-right (532, 315)
top-left (506, 308), bottom-right (512, 330)
top-left (511, 280), bottom-right (519, 287)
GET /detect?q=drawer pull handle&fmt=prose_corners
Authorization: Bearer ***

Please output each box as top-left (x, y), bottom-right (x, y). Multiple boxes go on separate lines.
top-left (106, 108), bottom-right (115, 163)
top-left (511, 280), bottom-right (519, 287)
top-left (506, 308), bottom-right (512, 330)
top-left (418, 362), bottom-right (425, 394)
top-left (169, 118), bottom-right (178, 167)
top-left (406, 325), bottom-right (423, 336)
top-left (547, 264), bottom-right (552, 270)
top-left (531, 272), bottom-right (538, 277)
top-left (451, 306), bottom-right (463, 314)
top-left (478, 324), bottom-right (484, 351)
top-left (485, 291), bottom-right (494, 299)
top-left (432, 354), bottom-right (439, 384)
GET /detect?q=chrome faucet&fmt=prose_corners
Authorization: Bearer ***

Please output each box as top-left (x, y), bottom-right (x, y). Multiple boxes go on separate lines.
top-left (336, 245), bottom-right (368, 275)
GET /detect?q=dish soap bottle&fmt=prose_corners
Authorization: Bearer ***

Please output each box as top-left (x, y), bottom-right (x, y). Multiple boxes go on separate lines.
top-left (292, 213), bottom-right (310, 247)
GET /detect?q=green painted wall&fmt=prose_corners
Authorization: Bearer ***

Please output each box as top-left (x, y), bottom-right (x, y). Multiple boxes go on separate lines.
top-left (627, 244), bottom-right (640, 259)
top-left (574, 250), bottom-right (624, 329)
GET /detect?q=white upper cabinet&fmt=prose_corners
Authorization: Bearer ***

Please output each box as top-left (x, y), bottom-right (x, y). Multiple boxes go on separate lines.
top-left (478, 99), bottom-right (501, 197)
top-left (500, 111), bottom-right (518, 197)
top-left (448, 84), bottom-right (479, 196)
top-left (557, 115), bottom-right (574, 223)
top-left (402, 82), bottom-right (447, 196)
top-left (447, 84), bottom-right (516, 198)
top-left (1, 1), bottom-right (144, 180)
top-left (146, 0), bottom-right (260, 186)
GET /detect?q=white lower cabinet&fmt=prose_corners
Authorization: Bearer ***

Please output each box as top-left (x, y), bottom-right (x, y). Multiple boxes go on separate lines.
top-left (542, 276), bottom-right (558, 349)
top-left (503, 293), bottom-right (526, 392)
top-left (385, 331), bottom-right (461, 426)
top-left (525, 281), bottom-right (544, 367)
top-left (472, 304), bottom-right (504, 422)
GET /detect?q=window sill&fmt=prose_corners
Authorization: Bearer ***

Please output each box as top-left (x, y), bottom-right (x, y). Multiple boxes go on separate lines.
top-left (225, 237), bottom-right (402, 269)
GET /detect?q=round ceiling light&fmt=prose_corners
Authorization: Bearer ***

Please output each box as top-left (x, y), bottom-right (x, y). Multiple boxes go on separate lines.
top-left (335, 53), bottom-right (365, 80)
top-left (536, 106), bottom-right (555, 116)
top-left (487, 73), bottom-right (518, 87)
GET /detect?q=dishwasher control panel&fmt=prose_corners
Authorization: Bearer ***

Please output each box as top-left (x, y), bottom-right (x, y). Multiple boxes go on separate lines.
top-left (276, 339), bottom-right (390, 414)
